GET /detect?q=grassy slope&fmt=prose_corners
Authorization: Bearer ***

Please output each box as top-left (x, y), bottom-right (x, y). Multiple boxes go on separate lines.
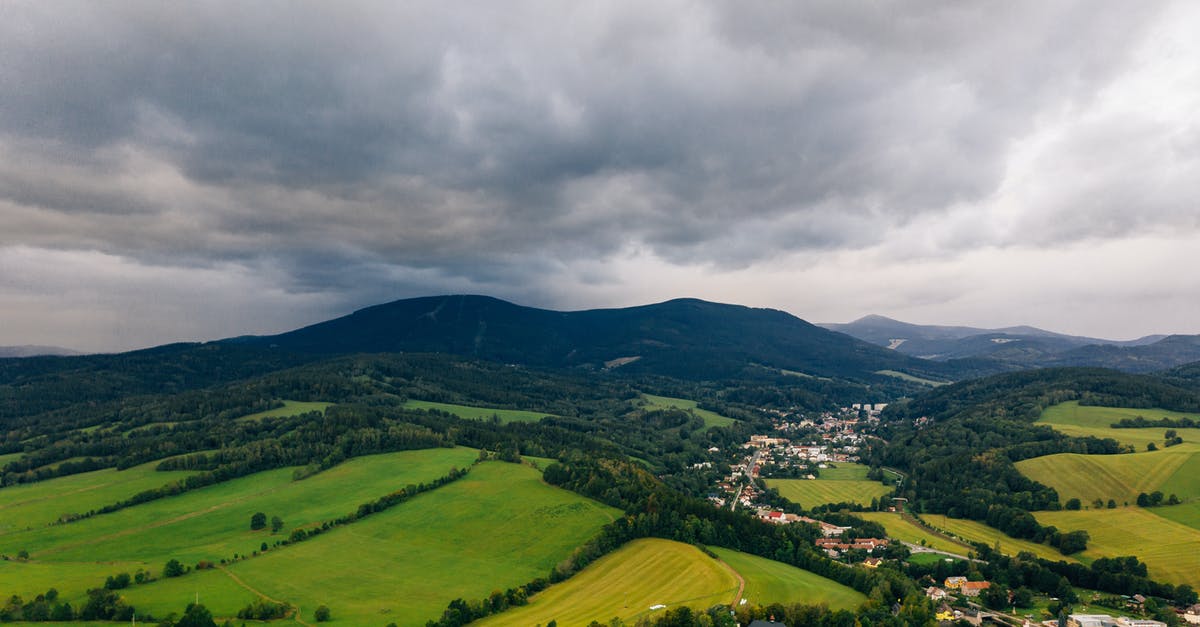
top-left (711, 547), bottom-right (865, 611)
top-left (918, 514), bottom-right (1077, 563)
top-left (0, 448), bottom-right (480, 610)
top-left (222, 461), bottom-right (617, 625)
top-left (1036, 508), bottom-right (1200, 588)
top-left (0, 461), bottom-right (196, 533)
top-left (767, 463), bottom-right (891, 508)
top-left (1036, 401), bottom-right (1200, 449)
top-left (476, 539), bottom-right (738, 627)
top-left (238, 400), bottom-right (333, 421)
top-left (639, 394), bottom-right (736, 428)
top-left (404, 399), bottom-right (553, 423)
top-left (875, 370), bottom-right (948, 387)
top-left (855, 512), bottom-right (968, 555)
top-left (1016, 446), bottom-right (1200, 507)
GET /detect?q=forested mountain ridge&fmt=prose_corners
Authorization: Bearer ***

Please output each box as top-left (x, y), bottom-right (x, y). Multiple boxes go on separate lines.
top-left (228, 294), bottom-right (955, 381)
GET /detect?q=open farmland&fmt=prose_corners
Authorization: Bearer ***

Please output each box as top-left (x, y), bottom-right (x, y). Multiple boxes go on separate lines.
top-left (1036, 401), bottom-right (1200, 450)
top-left (1016, 446), bottom-right (1200, 507)
top-left (0, 461), bottom-right (196, 533)
top-left (767, 463), bottom-right (891, 508)
top-left (918, 514), bottom-right (1079, 563)
top-left (404, 399), bottom-right (553, 423)
top-left (855, 512), bottom-right (970, 555)
top-left (1036, 508), bottom-right (1200, 589)
top-left (710, 547), bottom-right (865, 610)
top-left (638, 394), bottom-right (736, 428)
top-left (237, 399), bottom-right (333, 421)
top-left (475, 539), bottom-right (738, 626)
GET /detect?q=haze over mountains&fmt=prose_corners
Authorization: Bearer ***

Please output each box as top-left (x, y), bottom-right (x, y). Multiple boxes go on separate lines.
top-left (823, 314), bottom-right (1199, 373)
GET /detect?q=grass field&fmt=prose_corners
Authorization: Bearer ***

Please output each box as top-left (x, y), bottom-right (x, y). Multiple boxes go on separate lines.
top-left (638, 394), bottom-right (736, 428)
top-left (0, 451), bottom-right (23, 467)
top-left (918, 514), bottom-right (1078, 563)
top-left (875, 370), bottom-right (949, 387)
top-left (855, 512), bottom-right (969, 555)
top-left (224, 461), bottom-right (618, 625)
top-left (404, 399), bottom-right (553, 423)
top-left (1016, 447), bottom-right (1200, 507)
top-left (1149, 500), bottom-right (1200, 531)
top-left (907, 552), bottom-right (960, 566)
top-left (767, 463), bottom-right (892, 508)
top-left (711, 547), bottom-right (865, 610)
top-left (1037, 402), bottom-right (1200, 450)
top-left (1036, 508), bottom-right (1200, 588)
top-left (238, 400), bottom-right (333, 421)
top-left (0, 461), bottom-right (196, 533)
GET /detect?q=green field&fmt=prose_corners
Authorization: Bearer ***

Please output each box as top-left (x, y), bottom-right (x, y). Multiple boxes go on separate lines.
top-left (0, 461), bottom-right (196, 533)
top-left (711, 547), bottom-right (865, 610)
top-left (907, 552), bottom-right (960, 566)
top-left (1150, 500), bottom-right (1200, 530)
top-left (1036, 508), bottom-right (1200, 588)
top-left (875, 370), bottom-right (949, 387)
top-left (477, 539), bottom-right (736, 626)
top-left (918, 514), bottom-right (1077, 563)
top-left (223, 461), bottom-right (617, 625)
top-left (855, 512), bottom-right (969, 555)
top-left (0, 452), bottom-right (23, 467)
top-left (1037, 401), bottom-right (1200, 449)
top-left (1016, 446), bottom-right (1200, 507)
top-left (638, 394), bottom-right (736, 428)
top-left (767, 463), bottom-right (891, 508)
top-left (238, 400), bottom-right (333, 421)
top-left (404, 399), bottom-right (553, 423)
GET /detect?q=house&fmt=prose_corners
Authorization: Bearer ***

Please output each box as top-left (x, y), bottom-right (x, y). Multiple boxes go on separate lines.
top-left (959, 581), bottom-right (991, 597)
top-left (1184, 604), bottom-right (1200, 625)
top-left (925, 586), bottom-right (948, 601)
top-left (944, 576), bottom-right (967, 589)
top-left (863, 557), bottom-right (883, 568)
top-left (935, 605), bottom-right (954, 622)
top-left (1115, 619), bottom-right (1166, 627)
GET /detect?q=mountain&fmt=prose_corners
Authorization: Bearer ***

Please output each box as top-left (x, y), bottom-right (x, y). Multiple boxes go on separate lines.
top-left (233, 295), bottom-right (952, 381)
top-left (0, 345), bottom-right (81, 358)
top-left (821, 314), bottom-right (1189, 372)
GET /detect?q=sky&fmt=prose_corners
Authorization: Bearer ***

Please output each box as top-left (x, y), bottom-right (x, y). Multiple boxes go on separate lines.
top-left (2, 1), bottom-right (1199, 352)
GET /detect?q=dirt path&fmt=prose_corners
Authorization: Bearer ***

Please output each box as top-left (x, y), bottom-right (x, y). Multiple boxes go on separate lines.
top-left (218, 566), bottom-right (314, 627)
top-left (715, 556), bottom-right (747, 607)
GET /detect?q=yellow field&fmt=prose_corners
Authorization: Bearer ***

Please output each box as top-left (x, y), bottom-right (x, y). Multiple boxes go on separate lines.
top-left (918, 514), bottom-right (1079, 563)
top-left (855, 512), bottom-right (969, 555)
top-left (1036, 402), bottom-right (1200, 450)
top-left (711, 547), bottom-right (865, 610)
top-left (1016, 446), bottom-right (1200, 507)
top-left (476, 539), bottom-right (738, 626)
top-left (1036, 508), bottom-right (1200, 588)
top-left (767, 464), bottom-right (891, 508)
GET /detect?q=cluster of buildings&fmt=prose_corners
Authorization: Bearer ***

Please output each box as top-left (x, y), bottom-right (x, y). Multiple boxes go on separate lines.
top-left (1063, 615), bottom-right (1167, 627)
top-left (814, 536), bottom-right (890, 557)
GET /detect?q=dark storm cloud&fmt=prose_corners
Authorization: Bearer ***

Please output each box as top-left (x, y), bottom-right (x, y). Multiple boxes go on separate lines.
top-left (1, 0), bottom-right (1197, 348)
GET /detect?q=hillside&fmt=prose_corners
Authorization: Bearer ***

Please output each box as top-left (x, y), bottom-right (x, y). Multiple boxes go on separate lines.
top-left (823, 314), bottom-right (1195, 372)
top-left (232, 295), bottom-right (952, 381)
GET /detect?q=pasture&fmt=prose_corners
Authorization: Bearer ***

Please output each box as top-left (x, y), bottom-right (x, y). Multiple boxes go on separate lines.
top-left (638, 394), bottom-right (736, 428)
top-left (1016, 447), bottom-right (1200, 507)
top-left (0, 461), bottom-right (195, 533)
top-left (404, 399), bottom-right (553, 423)
top-left (918, 514), bottom-right (1077, 563)
top-left (475, 539), bottom-right (739, 626)
top-left (237, 400), bottom-right (333, 421)
top-left (711, 547), bottom-right (865, 610)
top-left (1036, 508), bottom-right (1200, 588)
top-left (855, 512), bottom-right (969, 555)
top-left (1037, 401), bottom-right (1200, 450)
top-left (767, 463), bottom-right (892, 508)
top-left (874, 370), bottom-right (948, 387)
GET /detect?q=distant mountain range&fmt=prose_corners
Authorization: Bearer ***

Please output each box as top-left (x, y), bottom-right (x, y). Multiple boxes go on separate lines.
top-left (230, 295), bottom-right (952, 381)
top-left (822, 314), bottom-right (1198, 373)
top-left (0, 345), bottom-right (81, 358)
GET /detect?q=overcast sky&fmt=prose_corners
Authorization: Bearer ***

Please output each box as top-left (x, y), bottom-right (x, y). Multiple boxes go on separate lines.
top-left (2, 1), bottom-right (1199, 352)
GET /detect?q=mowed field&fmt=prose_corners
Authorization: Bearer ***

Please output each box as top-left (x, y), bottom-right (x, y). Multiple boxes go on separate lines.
top-left (0, 448), bottom-right (617, 625)
top-left (238, 400), bottom-right (333, 421)
top-left (404, 399), bottom-right (553, 423)
top-left (918, 514), bottom-right (1078, 563)
top-left (1036, 508), bottom-right (1200, 588)
top-left (638, 394), bottom-right (736, 428)
top-left (767, 463), bottom-right (891, 508)
top-left (1036, 401), bottom-right (1200, 449)
top-left (0, 461), bottom-right (196, 533)
top-left (711, 547), bottom-right (865, 610)
top-left (855, 512), bottom-right (970, 555)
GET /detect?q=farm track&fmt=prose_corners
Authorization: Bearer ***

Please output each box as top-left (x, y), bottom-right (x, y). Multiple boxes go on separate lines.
top-left (218, 565), bottom-right (313, 626)
top-left (715, 556), bottom-right (746, 606)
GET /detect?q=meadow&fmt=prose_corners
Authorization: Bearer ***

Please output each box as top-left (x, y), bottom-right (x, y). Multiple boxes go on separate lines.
top-left (237, 400), bottom-right (333, 421)
top-left (1036, 401), bottom-right (1200, 450)
top-left (917, 514), bottom-right (1078, 563)
top-left (0, 461), bottom-right (196, 533)
top-left (1016, 446), bottom-right (1200, 507)
top-left (710, 547), bottom-right (865, 610)
top-left (767, 463), bottom-right (892, 508)
top-left (638, 394), bottom-right (736, 428)
top-left (404, 399), bottom-right (553, 423)
top-left (874, 370), bottom-right (948, 387)
top-left (854, 512), bottom-right (970, 555)
top-left (1036, 508), bottom-right (1200, 588)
